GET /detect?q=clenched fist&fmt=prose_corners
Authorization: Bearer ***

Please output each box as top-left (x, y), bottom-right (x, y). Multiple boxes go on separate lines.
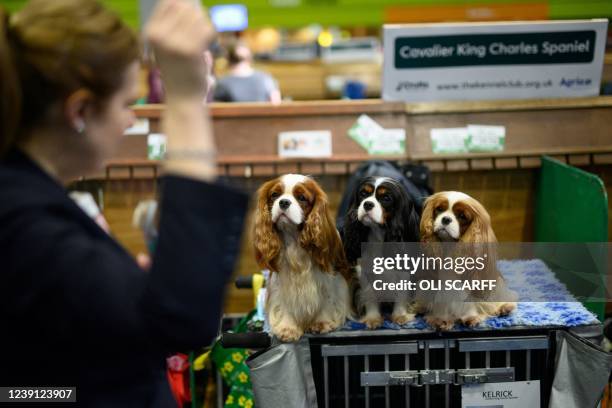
top-left (145, 0), bottom-right (215, 101)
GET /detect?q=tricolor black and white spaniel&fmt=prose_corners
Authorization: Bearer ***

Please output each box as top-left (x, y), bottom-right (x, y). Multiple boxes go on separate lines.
top-left (342, 176), bottom-right (420, 328)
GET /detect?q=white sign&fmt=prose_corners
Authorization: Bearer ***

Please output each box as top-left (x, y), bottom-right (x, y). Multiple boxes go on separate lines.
top-left (369, 128), bottom-right (406, 155)
top-left (347, 115), bottom-right (405, 155)
top-left (348, 114), bottom-right (385, 151)
top-left (147, 133), bottom-right (166, 160)
top-left (462, 380), bottom-right (540, 408)
top-left (124, 118), bottom-right (150, 136)
top-left (383, 20), bottom-right (608, 101)
top-left (278, 130), bottom-right (332, 158)
top-left (467, 124), bottom-right (506, 152)
top-left (431, 127), bottom-right (469, 153)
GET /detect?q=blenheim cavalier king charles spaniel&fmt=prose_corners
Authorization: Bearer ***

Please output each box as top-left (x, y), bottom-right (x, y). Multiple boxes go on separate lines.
top-left (342, 176), bottom-right (420, 329)
top-left (418, 191), bottom-right (517, 330)
top-left (253, 174), bottom-right (353, 342)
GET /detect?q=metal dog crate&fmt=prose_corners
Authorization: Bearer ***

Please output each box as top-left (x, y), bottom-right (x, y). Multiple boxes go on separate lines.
top-left (307, 325), bottom-right (602, 408)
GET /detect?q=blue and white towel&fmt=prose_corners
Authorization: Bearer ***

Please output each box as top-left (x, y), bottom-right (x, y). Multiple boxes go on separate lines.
top-left (343, 259), bottom-right (599, 331)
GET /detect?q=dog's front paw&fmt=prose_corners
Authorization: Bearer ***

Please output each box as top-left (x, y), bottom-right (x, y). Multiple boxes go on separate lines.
top-left (361, 315), bottom-right (384, 329)
top-left (274, 324), bottom-right (303, 342)
top-left (461, 315), bottom-right (483, 328)
top-left (426, 316), bottom-right (455, 331)
top-left (391, 312), bottom-right (416, 325)
top-left (497, 302), bottom-right (516, 316)
top-left (309, 320), bottom-right (337, 334)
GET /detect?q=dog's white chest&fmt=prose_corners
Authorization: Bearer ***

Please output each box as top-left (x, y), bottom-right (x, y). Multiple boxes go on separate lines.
top-left (267, 245), bottom-right (333, 324)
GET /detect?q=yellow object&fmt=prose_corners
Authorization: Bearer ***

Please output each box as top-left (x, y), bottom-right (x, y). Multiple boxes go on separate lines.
top-left (192, 350), bottom-right (210, 371)
top-left (232, 352), bottom-right (244, 364)
top-left (252, 273), bottom-right (265, 308)
top-left (318, 30), bottom-right (333, 47)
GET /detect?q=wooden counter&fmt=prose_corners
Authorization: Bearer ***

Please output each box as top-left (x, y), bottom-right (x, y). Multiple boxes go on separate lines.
top-left (108, 96), bottom-right (612, 179)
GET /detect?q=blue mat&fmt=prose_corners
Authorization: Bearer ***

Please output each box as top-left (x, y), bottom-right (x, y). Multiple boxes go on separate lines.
top-left (343, 259), bottom-right (599, 331)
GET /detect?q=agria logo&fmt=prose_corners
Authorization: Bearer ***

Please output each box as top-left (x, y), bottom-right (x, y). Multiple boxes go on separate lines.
top-left (560, 77), bottom-right (592, 88)
top-left (396, 81), bottom-right (429, 91)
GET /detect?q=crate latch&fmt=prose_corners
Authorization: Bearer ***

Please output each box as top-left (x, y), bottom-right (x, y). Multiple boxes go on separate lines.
top-left (389, 372), bottom-right (419, 386)
top-left (361, 367), bottom-right (514, 387)
top-left (419, 369), bottom-right (455, 385)
top-left (361, 370), bottom-right (419, 387)
top-left (456, 368), bottom-right (514, 384)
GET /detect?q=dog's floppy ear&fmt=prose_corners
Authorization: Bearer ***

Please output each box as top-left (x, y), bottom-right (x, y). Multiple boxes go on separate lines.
top-left (300, 180), bottom-right (349, 276)
top-left (385, 186), bottom-right (420, 242)
top-left (419, 194), bottom-right (438, 243)
top-left (460, 197), bottom-right (499, 298)
top-left (461, 198), bottom-right (497, 244)
top-left (404, 200), bottom-right (421, 242)
top-left (253, 179), bottom-right (282, 272)
top-left (342, 201), bottom-right (368, 265)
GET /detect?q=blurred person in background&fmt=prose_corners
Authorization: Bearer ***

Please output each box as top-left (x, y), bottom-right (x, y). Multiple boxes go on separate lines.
top-left (0, 0), bottom-right (247, 405)
top-left (213, 40), bottom-right (281, 104)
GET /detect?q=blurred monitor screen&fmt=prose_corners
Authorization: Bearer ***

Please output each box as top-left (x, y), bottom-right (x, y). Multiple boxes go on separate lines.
top-left (210, 4), bottom-right (248, 32)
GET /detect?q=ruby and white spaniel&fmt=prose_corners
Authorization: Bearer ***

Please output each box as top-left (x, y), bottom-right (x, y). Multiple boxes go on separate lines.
top-left (253, 174), bottom-right (353, 342)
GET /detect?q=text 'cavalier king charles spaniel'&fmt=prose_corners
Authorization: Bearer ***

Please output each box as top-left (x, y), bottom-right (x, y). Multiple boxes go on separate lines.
top-left (418, 191), bottom-right (517, 330)
top-left (253, 174), bottom-right (353, 342)
top-left (342, 176), bottom-right (420, 329)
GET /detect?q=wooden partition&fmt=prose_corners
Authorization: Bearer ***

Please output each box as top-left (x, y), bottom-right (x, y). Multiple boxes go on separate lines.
top-left (93, 97), bottom-right (612, 313)
top-left (251, 60), bottom-right (382, 100)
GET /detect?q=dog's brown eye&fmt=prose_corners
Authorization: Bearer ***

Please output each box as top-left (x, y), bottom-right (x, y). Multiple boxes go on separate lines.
top-left (381, 194), bottom-right (391, 203)
top-left (457, 213), bottom-right (467, 221)
top-left (297, 194), bottom-right (307, 202)
top-left (359, 190), bottom-right (369, 198)
top-left (271, 191), bottom-right (280, 199)
top-left (435, 206), bottom-right (444, 213)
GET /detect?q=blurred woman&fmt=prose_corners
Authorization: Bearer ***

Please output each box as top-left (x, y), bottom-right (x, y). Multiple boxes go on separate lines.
top-left (0, 0), bottom-right (247, 406)
top-left (214, 41), bottom-right (281, 104)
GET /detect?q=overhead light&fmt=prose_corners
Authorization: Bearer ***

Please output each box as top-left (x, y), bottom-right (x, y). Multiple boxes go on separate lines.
top-left (318, 30), bottom-right (333, 47)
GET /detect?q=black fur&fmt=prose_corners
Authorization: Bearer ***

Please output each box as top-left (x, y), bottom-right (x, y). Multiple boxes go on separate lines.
top-left (342, 206), bottom-right (369, 265)
top-left (341, 176), bottom-right (420, 263)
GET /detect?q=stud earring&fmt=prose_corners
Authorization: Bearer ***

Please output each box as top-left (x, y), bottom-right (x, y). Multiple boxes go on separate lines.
top-left (74, 119), bottom-right (86, 134)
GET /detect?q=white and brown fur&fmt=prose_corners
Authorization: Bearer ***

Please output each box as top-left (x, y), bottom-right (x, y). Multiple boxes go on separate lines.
top-left (253, 174), bottom-right (353, 342)
top-left (417, 191), bottom-right (517, 330)
top-left (342, 176), bottom-right (420, 329)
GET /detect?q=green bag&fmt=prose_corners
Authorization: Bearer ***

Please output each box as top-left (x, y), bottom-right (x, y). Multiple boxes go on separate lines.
top-left (211, 311), bottom-right (256, 408)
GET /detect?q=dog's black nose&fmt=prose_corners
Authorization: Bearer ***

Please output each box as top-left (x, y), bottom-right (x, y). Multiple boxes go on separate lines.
top-left (363, 201), bottom-right (374, 211)
top-left (279, 199), bottom-right (291, 210)
top-left (441, 216), bottom-right (452, 225)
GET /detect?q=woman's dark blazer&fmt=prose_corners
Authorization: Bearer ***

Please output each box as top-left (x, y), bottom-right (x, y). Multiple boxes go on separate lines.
top-left (0, 150), bottom-right (248, 407)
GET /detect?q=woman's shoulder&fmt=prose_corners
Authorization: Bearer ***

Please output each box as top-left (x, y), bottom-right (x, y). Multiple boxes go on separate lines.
top-left (0, 153), bottom-right (68, 217)
top-left (0, 163), bottom-right (116, 260)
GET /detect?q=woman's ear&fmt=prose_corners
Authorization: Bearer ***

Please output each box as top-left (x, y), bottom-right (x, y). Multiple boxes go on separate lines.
top-left (64, 89), bottom-right (94, 133)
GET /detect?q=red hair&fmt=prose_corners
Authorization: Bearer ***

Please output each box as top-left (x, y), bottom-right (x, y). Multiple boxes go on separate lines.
top-left (253, 179), bottom-right (282, 272)
top-left (420, 191), bottom-right (499, 295)
top-left (252, 176), bottom-right (350, 280)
